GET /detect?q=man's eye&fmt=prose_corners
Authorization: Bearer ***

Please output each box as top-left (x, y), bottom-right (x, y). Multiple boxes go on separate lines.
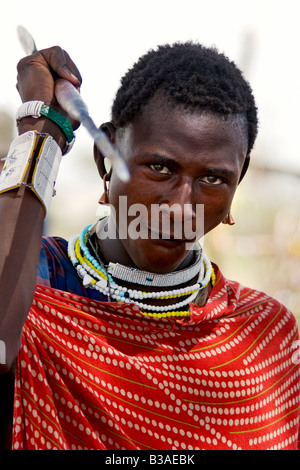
top-left (150, 164), bottom-right (171, 174)
top-left (201, 175), bottom-right (223, 185)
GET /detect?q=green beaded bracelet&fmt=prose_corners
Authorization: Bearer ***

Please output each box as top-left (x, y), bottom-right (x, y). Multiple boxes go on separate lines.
top-left (40, 104), bottom-right (74, 143)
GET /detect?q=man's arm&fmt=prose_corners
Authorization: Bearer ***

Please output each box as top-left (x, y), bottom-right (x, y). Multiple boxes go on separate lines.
top-left (0, 47), bottom-right (81, 373)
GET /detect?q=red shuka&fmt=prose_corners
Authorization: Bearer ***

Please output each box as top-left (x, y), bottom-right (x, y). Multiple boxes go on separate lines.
top-left (12, 266), bottom-right (300, 450)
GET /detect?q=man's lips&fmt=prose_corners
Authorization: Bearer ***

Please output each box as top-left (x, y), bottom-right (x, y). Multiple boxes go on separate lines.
top-left (147, 227), bottom-right (195, 243)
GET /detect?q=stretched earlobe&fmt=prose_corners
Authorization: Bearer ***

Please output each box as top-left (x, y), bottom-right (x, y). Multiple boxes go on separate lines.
top-left (98, 170), bottom-right (112, 206)
top-left (93, 122), bottom-right (117, 178)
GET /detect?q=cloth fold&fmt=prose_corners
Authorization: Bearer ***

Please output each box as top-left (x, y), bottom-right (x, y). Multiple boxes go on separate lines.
top-left (12, 267), bottom-right (300, 450)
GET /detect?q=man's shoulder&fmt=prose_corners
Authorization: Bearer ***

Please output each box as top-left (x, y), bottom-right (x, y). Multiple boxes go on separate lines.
top-left (41, 235), bottom-right (68, 255)
top-left (225, 275), bottom-right (298, 333)
top-left (37, 236), bottom-right (69, 287)
top-left (213, 264), bottom-right (298, 328)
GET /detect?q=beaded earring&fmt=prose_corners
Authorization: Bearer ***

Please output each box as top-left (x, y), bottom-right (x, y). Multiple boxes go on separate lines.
top-left (222, 210), bottom-right (235, 225)
top-left (98, 172), bottom-right (110, 205)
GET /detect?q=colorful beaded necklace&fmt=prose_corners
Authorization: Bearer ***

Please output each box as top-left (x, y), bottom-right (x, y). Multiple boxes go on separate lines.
top-left (68, 223), bottom-right (216, 319)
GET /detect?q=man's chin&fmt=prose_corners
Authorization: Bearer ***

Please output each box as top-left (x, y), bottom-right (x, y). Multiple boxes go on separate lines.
top-left (126, 238), bottom-right (196, 274)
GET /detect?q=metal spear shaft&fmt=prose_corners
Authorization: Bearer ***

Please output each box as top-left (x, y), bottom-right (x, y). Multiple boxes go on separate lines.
top-left (17, 26), bottom-right (130, 182)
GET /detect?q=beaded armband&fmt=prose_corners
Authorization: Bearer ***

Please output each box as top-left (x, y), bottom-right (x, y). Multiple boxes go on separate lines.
top-left (0, 131), bottom-right (62, 215)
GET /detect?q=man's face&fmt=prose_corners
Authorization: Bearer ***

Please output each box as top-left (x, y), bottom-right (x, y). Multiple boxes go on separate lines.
top-left (107, 100), bottom-right (248, 274)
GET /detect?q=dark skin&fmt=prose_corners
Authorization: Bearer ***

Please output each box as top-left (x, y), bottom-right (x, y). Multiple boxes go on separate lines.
top-left (0, 46), bottom-right (249, 449)
top-left (96, 100), bottom-right (248, 274)
top-left (0, 47), bottom-right (81, 449)
top-left (0, 47), bottom-right (81, 375)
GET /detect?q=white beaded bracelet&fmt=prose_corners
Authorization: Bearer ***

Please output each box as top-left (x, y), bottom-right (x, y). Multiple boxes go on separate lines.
top-left (0, 131), bottom-right (62, 215)
top-left (16, 100), bottom-right (44, 119)
top-left (16, 101), bottom-right (75, 155)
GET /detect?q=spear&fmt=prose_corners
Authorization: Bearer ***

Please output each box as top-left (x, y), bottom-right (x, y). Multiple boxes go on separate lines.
top-left (17, 26), bottom-right (130, 182)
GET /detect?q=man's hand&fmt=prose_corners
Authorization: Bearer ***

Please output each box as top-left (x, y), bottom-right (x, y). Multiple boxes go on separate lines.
top-left (16, 46), bottom-right (82, 145)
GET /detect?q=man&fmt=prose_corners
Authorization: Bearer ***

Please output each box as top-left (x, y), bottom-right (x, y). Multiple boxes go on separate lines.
top-left (0, 42), bottom-right (299, 450)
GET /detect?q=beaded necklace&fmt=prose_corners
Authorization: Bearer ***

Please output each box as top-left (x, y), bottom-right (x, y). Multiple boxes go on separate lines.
top-left (68, 223), bottom-right (216, 319)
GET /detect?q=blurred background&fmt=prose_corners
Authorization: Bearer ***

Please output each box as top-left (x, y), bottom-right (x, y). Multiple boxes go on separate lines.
top-left (1, 0), bottom-right (299, 326)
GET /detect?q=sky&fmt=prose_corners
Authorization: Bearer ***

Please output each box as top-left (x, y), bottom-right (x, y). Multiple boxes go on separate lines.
top-left (1, 0), bottom-right (300, 174)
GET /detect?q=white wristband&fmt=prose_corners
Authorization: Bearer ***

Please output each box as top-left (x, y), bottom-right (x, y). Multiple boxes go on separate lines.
top-left (0, 131), bottom-right (35, 189)
top-left (0, 131), bottom-right (62, 215)
top-left (16, 100), bottom-right (44, 120)
top-left (16, 101), bottom-right (75, 155)
top-left (32, 133), bottom-right (62, 213)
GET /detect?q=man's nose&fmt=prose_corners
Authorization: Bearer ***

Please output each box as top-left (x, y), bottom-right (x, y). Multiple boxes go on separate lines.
top-left (164, 180), bottom-right (196, 221)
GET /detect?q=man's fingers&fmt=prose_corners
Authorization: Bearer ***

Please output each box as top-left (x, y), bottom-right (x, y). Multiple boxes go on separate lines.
top-left (40, 46), bottom-right (82, 87)
top-left (16, 46), bottom-right (83, 131)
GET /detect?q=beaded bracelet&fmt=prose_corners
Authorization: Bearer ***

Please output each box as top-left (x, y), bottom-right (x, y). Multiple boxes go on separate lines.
top-left (16, 101), bottom-right (75, 154)
top-left (0, 130), bottom-right (62, 215)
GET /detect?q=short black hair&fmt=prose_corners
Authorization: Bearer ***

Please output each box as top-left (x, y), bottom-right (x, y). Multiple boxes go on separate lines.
top-left (111, 42), bottom-right (258, 156)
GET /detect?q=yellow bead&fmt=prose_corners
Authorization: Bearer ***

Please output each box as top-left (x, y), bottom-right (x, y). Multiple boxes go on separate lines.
top-left (140, 309), bottom-right (190, 319)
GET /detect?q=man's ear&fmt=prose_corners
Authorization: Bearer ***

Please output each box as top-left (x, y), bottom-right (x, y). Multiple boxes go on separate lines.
top-left (238, 155), bottom-right (250, 184)
top-left (93, 122), bottom-right (117, 178)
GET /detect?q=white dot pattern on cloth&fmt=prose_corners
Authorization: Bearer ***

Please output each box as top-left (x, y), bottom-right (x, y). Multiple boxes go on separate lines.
top-left (12, 271), bottom-right (300, 450)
